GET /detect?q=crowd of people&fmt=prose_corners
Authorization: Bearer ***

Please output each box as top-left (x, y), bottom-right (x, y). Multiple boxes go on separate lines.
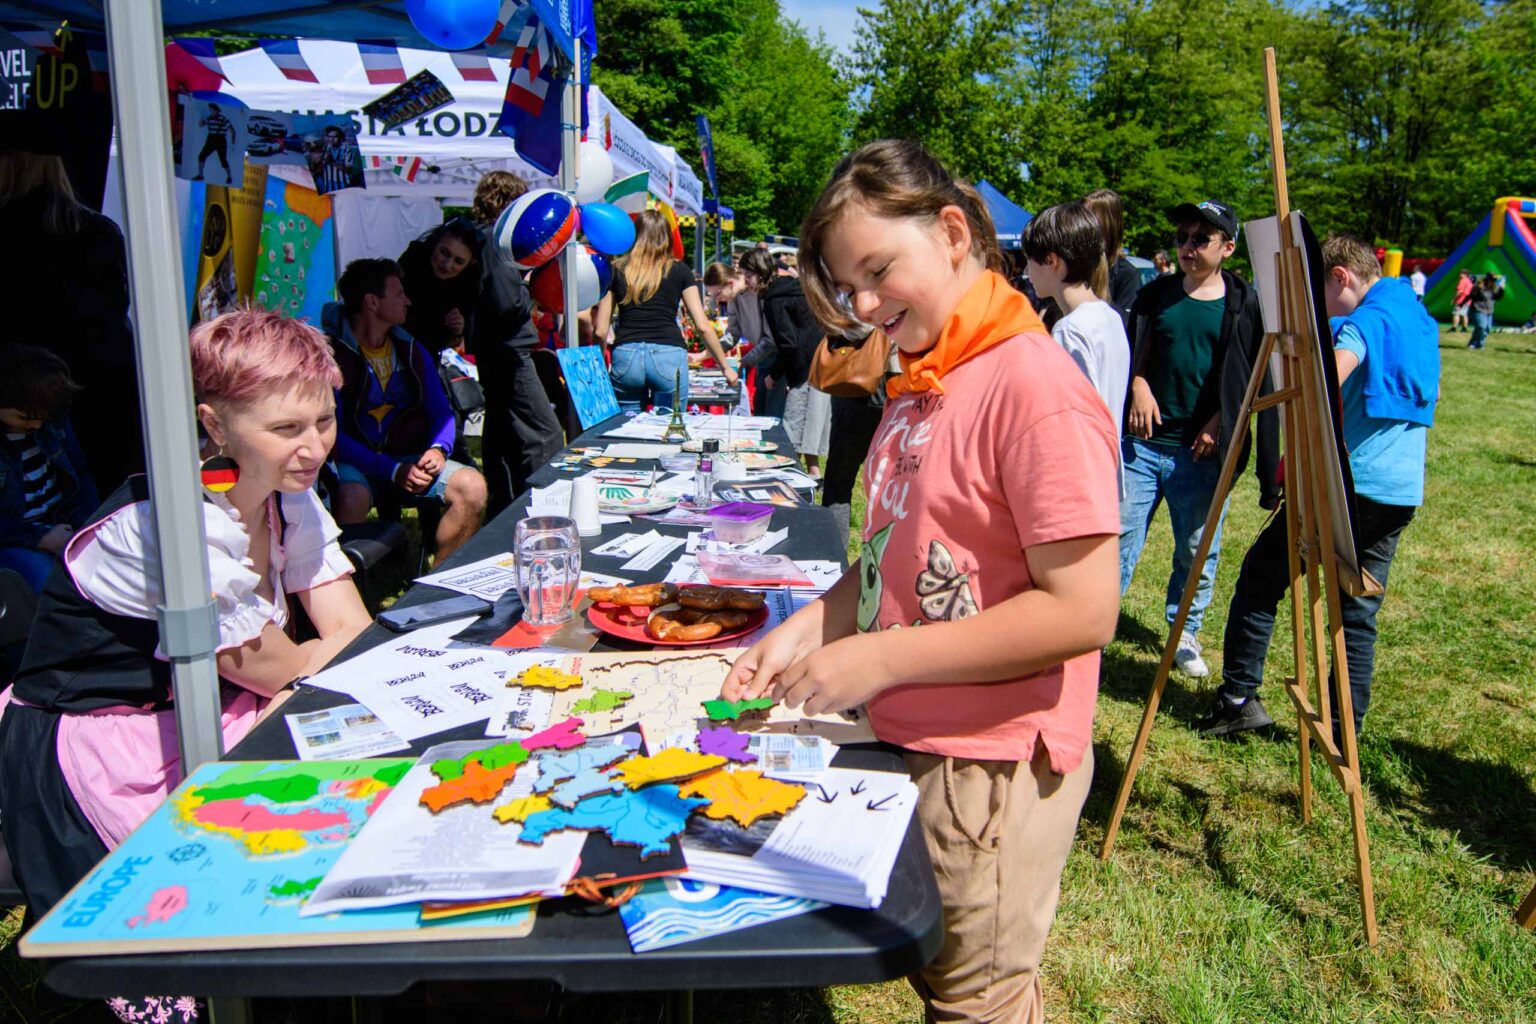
top-left (0, 126), bottom-right (1449, 1024)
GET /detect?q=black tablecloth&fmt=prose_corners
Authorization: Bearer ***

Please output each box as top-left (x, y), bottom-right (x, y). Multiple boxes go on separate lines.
top-left (42, 414), bottom-right (941, 999)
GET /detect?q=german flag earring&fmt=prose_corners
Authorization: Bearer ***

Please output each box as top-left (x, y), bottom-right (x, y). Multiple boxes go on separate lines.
top-left (200, 450), bottom-right (240, 493)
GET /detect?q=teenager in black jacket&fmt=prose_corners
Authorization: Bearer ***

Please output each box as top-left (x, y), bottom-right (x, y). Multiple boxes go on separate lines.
top-left (753, 251), bottom-right (831, 476)
top-left (1120, 200), bottom-right (1279, 678)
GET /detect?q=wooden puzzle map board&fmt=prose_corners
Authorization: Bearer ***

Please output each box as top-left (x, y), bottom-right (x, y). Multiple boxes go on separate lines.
top-left (555, 650), bottom-right (876, 746)
top-left (21, 760), bottom-right (534, 957)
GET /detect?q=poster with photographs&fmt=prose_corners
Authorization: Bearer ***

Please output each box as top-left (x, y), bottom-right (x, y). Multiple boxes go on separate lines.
top-left (362, 69), bottom-right (455, 132)
top-left (243, 110), bottom-right (366, 195)
top-left (178, 96), bottom-right (249, 188)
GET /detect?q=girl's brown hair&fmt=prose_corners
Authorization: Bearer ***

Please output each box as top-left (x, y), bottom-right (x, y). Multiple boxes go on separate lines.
top-left (702, 261), bottom-right (734, 288)
top-left (613, 209), bottom-right (674, 305)
top-left (1081, 188), bottom-right (1124, 263)
top-left (799, 139), bottom-right (1002, 333)
top-left (737, 248), bottom-right (777, 295)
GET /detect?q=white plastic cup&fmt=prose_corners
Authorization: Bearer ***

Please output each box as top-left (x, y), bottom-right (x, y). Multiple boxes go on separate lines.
top-left (570, 476), bottom-right (603, 536)
top-left (715, 457), bottom-right (749, 482)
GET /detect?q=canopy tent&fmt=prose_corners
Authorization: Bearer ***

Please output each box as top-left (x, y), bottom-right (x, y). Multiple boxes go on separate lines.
top-left (0, 0), bottom-right (621, 784)
top-left (977, 179), bottom-right (1033, 250)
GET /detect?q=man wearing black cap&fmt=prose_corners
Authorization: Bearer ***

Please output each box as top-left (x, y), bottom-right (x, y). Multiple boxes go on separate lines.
top-left (1119, 199), bottom-right (1279, 678)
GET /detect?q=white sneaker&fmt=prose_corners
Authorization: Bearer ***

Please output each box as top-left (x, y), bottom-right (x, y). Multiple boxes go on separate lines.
top-left (1174, 632), bottom-right (1210, 677)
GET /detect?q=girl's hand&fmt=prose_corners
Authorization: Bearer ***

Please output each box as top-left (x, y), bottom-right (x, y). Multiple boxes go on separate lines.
top-left (1128, 377), bottom-right (1161, 439)
top-left (444, 309), bottom-right (465, 335)
top-left (773, 633), bottom-right (892, 716)
top-left (722, 615), bottom-right (825, 702)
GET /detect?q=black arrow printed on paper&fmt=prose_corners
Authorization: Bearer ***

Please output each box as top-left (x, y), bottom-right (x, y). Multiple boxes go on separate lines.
top-left (849, 780), bottom-right (866, 795)
top-left (816, 784), bottom-right (836, 803)
top-left (866, 794), bottom-right (895, 811)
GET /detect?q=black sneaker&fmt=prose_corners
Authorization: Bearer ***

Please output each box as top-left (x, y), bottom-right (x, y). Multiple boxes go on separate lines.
top-left (1196, 693), bottom-right (1275, 737)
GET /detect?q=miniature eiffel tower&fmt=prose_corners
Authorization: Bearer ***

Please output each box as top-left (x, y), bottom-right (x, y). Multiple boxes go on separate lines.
top-left (661, 370), bottom-right (690, 443)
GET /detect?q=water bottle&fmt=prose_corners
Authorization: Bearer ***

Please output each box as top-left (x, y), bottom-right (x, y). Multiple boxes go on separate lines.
top-left (693, 439), bottom-right (719, 507)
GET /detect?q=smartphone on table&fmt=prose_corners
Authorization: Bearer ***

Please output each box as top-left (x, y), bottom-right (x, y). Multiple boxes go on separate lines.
top-left (377, 593), bottom-right (493, 632)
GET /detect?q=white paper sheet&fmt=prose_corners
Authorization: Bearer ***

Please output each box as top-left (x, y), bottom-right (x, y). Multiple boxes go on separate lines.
top-left (303, 740), bottom-right (585, 915)
top-left (284, 703), bottom-right (410, 761)
top-left (304, 618), bottom-right (514, 740)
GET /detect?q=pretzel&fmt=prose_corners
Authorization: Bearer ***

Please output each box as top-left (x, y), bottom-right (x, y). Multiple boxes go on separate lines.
top-left (677, 586), bottom-right (765, 612)
top-left (588, 582), bottom-right (679, 607)
top-left (647, 605), bottom-right (724, 641)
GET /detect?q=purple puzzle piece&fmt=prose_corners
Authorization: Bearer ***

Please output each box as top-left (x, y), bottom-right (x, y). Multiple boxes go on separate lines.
top-left (696, 725), bottom-right (755, 764)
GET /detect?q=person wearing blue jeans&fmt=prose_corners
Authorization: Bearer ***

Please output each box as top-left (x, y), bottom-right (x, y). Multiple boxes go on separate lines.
top-left (591, 210), bottom-right (738, 414)
top-left (1119, 436), bottom-right (1227, 639)
top-left (1466, 271), bottom-right (1504, 350)
top-left (1122, 200), bottom-right (1277, 677)
top-left (1199, 234), bottom-right (1438, 737)
top-left (608, 341), bottom-right (689, 413)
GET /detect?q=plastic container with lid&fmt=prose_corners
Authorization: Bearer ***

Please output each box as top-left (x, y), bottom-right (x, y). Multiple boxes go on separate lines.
top-left (708, 502), bottom-right (775, 544)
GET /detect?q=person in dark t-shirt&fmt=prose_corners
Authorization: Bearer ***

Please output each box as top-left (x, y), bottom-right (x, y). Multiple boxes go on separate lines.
top-left (592, 210), bottom-right (737, 412)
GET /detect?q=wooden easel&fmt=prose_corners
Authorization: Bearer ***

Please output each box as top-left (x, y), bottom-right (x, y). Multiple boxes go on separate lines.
top-left (1098, 48), bottom-right (1379, 946)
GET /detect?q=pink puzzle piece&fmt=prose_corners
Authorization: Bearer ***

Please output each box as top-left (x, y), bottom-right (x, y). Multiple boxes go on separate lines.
top-left (126, 884), bottom-right (189, 929)
top-left (523, 717), bottom-right (588, 751)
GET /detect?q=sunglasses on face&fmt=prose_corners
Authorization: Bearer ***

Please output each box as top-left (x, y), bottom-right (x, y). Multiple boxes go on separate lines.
top-left (1175, 231), bottom-right (1217, 249)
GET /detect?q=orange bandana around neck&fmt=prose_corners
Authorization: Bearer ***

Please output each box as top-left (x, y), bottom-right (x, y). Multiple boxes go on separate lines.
top-left (886, 269), bottom-right (1047, 399)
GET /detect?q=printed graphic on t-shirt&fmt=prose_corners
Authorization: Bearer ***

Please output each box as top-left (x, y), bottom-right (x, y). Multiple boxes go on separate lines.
top-left (858, 390), bottom-right (983, 632)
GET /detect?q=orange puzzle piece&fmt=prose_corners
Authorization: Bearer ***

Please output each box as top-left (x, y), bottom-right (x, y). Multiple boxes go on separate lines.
top-left (420, 759), bottom-right (522, 813)
top-left (678, 769), bottom-right (807, 827)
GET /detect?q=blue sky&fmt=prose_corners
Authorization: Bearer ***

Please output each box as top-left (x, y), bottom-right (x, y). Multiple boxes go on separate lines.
top-left (779, 0), bottom-right (868, 55)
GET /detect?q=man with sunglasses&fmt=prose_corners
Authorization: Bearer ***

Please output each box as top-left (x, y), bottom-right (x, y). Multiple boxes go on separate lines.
top-left (1120, 200), bottom-right (1280, 678)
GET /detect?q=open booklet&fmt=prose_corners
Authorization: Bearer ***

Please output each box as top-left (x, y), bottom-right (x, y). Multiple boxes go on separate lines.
top-left (679, 767), bottom-right (916, 909)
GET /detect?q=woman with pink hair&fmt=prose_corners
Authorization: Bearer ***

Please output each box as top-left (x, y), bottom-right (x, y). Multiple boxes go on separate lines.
top-left (0, 308), bottom-right (373, 918)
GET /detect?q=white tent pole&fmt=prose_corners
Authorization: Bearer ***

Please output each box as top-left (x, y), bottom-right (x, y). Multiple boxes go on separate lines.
top-left (102, 2), bottom-right (224, 771)
top-left (560, 38), bottom-right (580, 349)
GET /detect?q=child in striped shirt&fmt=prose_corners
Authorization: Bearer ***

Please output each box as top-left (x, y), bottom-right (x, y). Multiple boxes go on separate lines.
top-left (0, 346), bottom-right (98, 591)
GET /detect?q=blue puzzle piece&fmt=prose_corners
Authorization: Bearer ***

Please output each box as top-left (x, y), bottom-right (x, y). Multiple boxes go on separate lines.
top-left (547, 766), bottom-right (624, 809)
top-left (518, 784), bottom-right (710, 858)
top-left (530, 743), bottom-right (632, 795)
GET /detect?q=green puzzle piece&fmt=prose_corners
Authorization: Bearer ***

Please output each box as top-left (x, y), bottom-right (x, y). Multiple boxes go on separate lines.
top-left (431, 741), bottom-right (529, 782)
top-left (701, 697), bottom-right (774, 722)
top-left (571, 689), bottom-right (634, 715)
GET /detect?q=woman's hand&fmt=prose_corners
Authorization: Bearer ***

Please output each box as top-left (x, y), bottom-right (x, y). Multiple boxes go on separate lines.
top-left (443, 308), bottom-right (465, 337)
top-left (721, 613), bottom-right (826, 702)
top-left (1127, 377), bottom-right (1161, 439)
top-left (772, 633), bottom-right (892, 716)
top-left (724, 367), bottom-right (740, 388)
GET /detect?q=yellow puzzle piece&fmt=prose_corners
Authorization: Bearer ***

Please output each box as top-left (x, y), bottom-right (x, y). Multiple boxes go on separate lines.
top-left (514, 665), bottom-right (584, 691)
top-left (493, 793), bottom-right (554, 824)
top-left (612, 748), bottom-right (727, 789)
top-left (679, 769), bottom-right (806, 828)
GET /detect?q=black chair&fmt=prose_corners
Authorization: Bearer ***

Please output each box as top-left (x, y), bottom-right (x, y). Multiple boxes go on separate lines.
top-left (0, 568), bottom-right (35, 909)
top-left (338, 521), bottom-right (409, 613)
top-left (531, 347), bottom-right (574, 442)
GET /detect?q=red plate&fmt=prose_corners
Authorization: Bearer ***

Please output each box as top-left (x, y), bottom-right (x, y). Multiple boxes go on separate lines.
top-left (586, 588), bottom-right (770, 647)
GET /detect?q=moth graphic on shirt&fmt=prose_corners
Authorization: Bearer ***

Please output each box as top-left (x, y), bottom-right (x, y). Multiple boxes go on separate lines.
top-left (916, 540), bottom-right (979, 622)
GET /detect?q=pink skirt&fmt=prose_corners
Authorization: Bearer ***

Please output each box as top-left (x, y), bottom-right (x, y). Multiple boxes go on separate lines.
top-left (1, 686), bottom-right (268, 850)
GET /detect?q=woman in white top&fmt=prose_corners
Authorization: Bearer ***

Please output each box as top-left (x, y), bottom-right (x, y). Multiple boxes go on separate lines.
top-left (0, 308), bottom-right (373, 915)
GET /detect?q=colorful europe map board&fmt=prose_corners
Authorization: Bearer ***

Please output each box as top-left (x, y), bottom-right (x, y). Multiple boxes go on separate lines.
top-left (21, 760), bottom-right (534, 957)
top-left (254, 177), bottom-right (337, 326)
top-left (556, 345), bottom-right (621, 430)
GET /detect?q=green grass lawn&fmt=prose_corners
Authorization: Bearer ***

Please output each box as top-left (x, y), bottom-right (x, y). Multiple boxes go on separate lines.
top-left (5, 326), bottom-right (1535, 1021)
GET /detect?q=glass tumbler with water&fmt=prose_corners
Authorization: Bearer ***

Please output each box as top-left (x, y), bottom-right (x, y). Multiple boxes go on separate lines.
top-left (514, 516), bottom-right (582, 626)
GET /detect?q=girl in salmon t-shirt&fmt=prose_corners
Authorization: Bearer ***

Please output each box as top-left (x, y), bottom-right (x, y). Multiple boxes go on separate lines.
top-left (722, 140), bottom-right (1122, 1024)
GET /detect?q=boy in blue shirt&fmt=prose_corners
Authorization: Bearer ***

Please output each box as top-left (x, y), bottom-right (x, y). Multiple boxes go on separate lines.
top-left (1199, 235), bottom-right (1439, 737)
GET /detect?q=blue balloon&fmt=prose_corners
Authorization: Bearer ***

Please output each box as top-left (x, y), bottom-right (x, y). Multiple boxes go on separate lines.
top-left (580, 202), bottom-right (638, 256)
top-left (406, 0), bottom-right (500, 51)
